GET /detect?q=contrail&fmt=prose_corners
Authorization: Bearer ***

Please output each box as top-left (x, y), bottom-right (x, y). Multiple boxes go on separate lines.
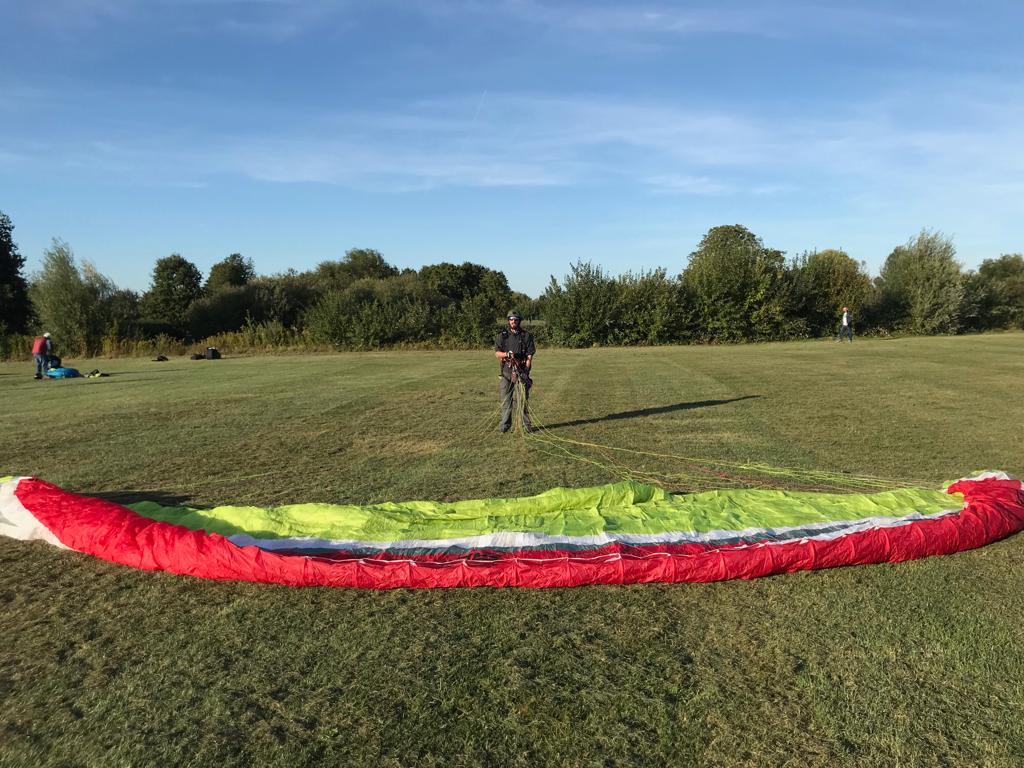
top-left (470, 88), bottom-right (488, 128)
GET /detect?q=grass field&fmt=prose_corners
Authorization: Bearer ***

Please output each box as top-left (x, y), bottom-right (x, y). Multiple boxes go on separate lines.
top-left (2, 333), bottom-right (1023, 766)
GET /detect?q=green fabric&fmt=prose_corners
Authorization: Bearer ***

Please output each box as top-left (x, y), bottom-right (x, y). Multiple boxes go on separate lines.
top-left (0, 476), bottom-right (13, 484)
top-left (127, 480), bottom-right (960, 543)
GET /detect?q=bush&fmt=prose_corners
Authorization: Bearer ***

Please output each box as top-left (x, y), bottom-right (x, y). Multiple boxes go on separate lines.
top-left (682, 225), bottom-right (796, 342)
top-left (250, 273), bottom-right (321, 329)
top-left (28, 240), bottom-right (122, 356)
top-left (0, 332), bottom-right (32, 361)
top-left (306, 276), bottom-right (435, 348)
top-left (875, 231), bottom-right (963, 334)
top-left (971, 254), bottom-right (1024, 330)
top-left (100, 334), bottom-right (187, 358)
top-left (611, 269), bottom-right (688, 345)
top-left (420, 262), bottom-right (512, 345)
top-left (188, 284), bottom-right (265, 339)
top-left (198, 321), bottom-right (314, 355)
top-left (542, 261), bottom-right (621, 347)
top-left (790, 249), bottom-right (873, 337)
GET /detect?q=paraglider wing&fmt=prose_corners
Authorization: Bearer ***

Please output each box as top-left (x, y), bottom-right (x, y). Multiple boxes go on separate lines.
top-left (1, 474), bottom-right (1022, 589)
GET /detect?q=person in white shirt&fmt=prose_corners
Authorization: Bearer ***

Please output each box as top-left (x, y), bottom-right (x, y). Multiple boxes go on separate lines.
top-left (836, 307), bottom-right (854, 342)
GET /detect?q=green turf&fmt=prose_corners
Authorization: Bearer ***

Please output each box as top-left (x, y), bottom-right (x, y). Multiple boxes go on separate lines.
top-left (2, 334), bottom-right (1023, 766)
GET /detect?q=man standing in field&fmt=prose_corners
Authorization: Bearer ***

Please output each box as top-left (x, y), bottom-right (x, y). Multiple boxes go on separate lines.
top-left (31, 332), bottom-right (53, 379)
top-left (837, 307), bottom-right (854, 342)
top-left (494, 311), bottom-right (536, 433)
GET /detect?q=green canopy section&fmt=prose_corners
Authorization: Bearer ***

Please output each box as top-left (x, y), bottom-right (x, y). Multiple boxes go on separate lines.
top-left (127, 480), bottom-right (960, 544)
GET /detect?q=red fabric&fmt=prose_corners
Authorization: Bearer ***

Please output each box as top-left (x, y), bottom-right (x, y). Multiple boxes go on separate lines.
top-left (15, 477), bottom-right (1024, 589)
top-left (31, 336), bottom-right (46, 354)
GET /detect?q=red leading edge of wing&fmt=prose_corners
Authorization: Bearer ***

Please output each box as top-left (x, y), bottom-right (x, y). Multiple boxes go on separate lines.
top-left (14, 476), bottom-right (1024, 589)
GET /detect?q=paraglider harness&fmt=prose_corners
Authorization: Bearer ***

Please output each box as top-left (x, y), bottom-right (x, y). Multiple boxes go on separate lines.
top-left (498, 327), bottom-right (533, 388)
top-left (503, 352), bottom-right (533, 388)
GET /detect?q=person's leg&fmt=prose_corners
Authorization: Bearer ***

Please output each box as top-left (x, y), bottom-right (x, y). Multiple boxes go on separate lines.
top-left (522, 382), bottom-right (533, 431)
top-left (34, 354), bottom-right (44, 377)
top-left (498, 377), bottom-right (514, 432)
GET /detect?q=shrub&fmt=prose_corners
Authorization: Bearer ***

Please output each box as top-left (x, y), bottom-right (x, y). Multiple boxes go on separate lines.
top-left (542, 261), bottom-right (621, 347)
top-left (306, 276), bottom-right (435, 349)
top-left (875, 231), bottom-right (963, 334)
top-left (682, 225), bottom-right (795, 342)
top-left (611, 269), bottom-right (688, 345)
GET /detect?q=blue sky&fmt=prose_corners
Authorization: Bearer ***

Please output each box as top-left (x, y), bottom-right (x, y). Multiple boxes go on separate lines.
top-left (2, 0), bottom-right (1022, 297)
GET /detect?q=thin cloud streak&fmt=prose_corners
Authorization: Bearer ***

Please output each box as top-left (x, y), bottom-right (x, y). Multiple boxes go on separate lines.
top-left (227, 138), bottom-right (569, 188)
top-left (12, 0), bottom-right (953, 48)
top-left (411, 0), bottom-right (944, 40)
top-left (23, 0), bottom-right (134, 31)
top-left (18, 0), bottom-right (351, 39)
top-left (5, 82), bottom-right (1023, 207)
top-left (642, 175), bottom-right (734, 196)
top-left (214, 0), bottom-right (352, 40)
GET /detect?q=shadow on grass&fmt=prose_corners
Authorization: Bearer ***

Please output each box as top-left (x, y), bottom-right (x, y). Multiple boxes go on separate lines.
top-left (88, 492), bottom-right (281, 538)
top-left (91, 489), bottom-right (195, 507)
top-left (541, 395), bottom-right (761, 430)
top-left (93, 367), bottom-right (193, 376)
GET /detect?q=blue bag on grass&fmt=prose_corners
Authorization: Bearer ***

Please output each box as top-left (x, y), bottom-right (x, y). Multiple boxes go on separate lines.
top-left (45, 367), bottom-right (81, 379)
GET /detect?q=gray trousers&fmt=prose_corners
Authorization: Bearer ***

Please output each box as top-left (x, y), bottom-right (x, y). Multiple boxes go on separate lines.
top-left (837, 325), bottom-right (854, 342)
top-left (499, 376), bottom-right (532, 431)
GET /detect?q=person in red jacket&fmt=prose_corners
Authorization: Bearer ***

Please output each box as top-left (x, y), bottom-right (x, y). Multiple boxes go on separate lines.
top-left (31, 333), bottom-right (53, 379)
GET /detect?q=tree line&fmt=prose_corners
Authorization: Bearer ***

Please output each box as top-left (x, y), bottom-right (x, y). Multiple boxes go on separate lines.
top-left (1, 211), bottom-right (1022, 358)
top-left (541, 225), bottom-right (1022, 346)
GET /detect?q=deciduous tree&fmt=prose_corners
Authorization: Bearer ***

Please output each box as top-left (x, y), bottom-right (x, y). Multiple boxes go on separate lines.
top-left (543, 261), bottom-right (621, 347)
top-left (205, 253), bottom-right (255, 294)
top-left (977, 254), bottom-right (1024, 329)
top-left (0, 211), bottom-right (31, 334)
top-left (681, 225), bottom-right (796, 341)
top-left (313, 249), bottom-right (398, 292)
top-left (140, 254), bottom-right (203, 336)
top-left (28, 240), bottom-right (119, 355)
top-left (790, 249), bottom-right (873, 336)
top-left (875, 231), bottom-right (963, 334)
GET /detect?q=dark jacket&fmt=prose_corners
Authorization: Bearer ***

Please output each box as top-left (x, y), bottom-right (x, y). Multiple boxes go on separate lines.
top-left (495, 328), bottom-right (536, 379)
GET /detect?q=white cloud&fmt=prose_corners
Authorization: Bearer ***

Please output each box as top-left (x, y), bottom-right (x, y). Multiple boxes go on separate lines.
top-left (195, 85), bottom-right (1024, 213)
top-left (223, 137), bottom-right (570, 189)
top-left (408, 0), bottom-right (943, 41)
top-left (5, 75), bottom-right (1024, 215)
top-left (0, 149), bottom-right (30, 167)
top-left (24, 0), bottom-right (135, 31)
top-left (19, 0), bottom-right (352, 39)
top-left (213, 0), bottom-right (351, 40)
top-left (642, 174), bottom-right (733, 195)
